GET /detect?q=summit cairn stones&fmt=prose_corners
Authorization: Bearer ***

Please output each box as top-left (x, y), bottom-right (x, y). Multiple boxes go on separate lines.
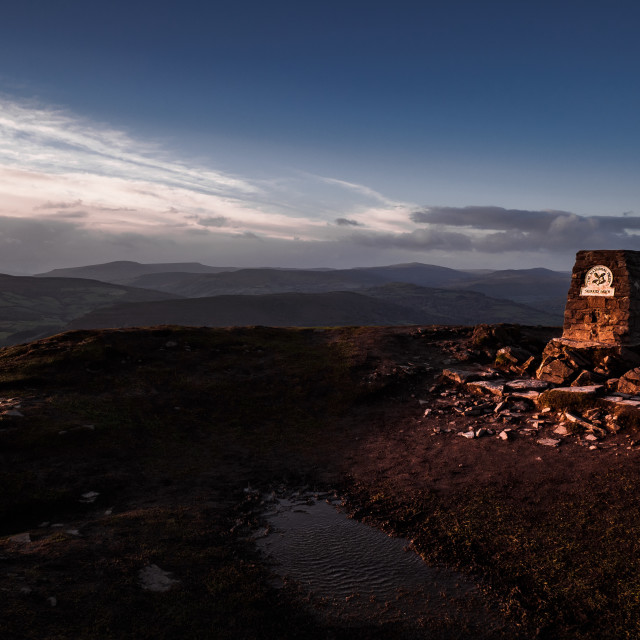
top-left (537, 250), bottom-right (640, 388)
top-left (562, 250), bottom-right (640, 345)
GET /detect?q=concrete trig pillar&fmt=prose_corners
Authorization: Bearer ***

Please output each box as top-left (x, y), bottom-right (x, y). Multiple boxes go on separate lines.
top-left (562, 250), bottom-right (640, 346)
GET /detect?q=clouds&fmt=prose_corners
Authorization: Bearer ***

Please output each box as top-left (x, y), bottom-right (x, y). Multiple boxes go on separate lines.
top-left (0, 96), bottom-right (636, 274)
top-left (334, 217), bottom-right (362, 226)
top-left (407, 205), bottom-right (640, 254)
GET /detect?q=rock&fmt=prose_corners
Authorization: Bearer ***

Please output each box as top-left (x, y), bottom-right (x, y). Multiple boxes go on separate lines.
top-left (604, 395), bottom-right (640, 408)
top-left (498, 429), bottom-right (513, 440)
top-left (554, 425), bottom-right (569, 435)
top-left (504, 379), bottom-right (549, 392)
top-left (496, 346), bottom-right (533, 365)
top-left (519, 356), bottom-right (538, 375)
top-left (467, 380), bottom-right (505, 397)
top-left (538, 385), bottom-right (604, 410)
top-left (442, 367), bottom-right (496, 384)
top-left (561, 385), bottom-right (605, 394)
top-left (475, 428), bottom-right (489, 437)
top-left (537, 438), bottom-right (561, 447)
top-left (536, 358), bottom-right (576, 385)
top-left (564, 411), bottom-right (607, 436)
top-left (571, 370), bottom-right (602, 387)
top-left (139, 564), bottom-right (180, 592)
top-left (585, 434), bottom-right (599, 441)
top-left (617, 368), bottom-right (640, 395)
top-left (459, 430), bottom-right (475, 439)
top-left (508, 390), bottom-right (541, 402)
top-left (80, 491), bottom-right (99, 504)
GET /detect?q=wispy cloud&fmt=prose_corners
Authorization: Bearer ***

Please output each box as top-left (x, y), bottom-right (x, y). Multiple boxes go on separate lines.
top-left (0, 96), bottom-right (415, 272)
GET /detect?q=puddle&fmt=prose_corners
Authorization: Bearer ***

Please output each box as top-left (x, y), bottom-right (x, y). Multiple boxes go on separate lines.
top-left (254, 493), bottom-right (508, 634)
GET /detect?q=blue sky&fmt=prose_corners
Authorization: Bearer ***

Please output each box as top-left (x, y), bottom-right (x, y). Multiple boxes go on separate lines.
top-left (0, 0), bottom-right (639, 273)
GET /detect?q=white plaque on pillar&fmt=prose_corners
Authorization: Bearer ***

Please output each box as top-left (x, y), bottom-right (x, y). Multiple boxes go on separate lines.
top-left (580, 265), bottom-right (614, 297)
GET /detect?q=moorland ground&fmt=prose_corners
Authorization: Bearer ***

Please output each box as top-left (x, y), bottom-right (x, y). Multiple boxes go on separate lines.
top-left (2, 324), bottom-right (640, 639)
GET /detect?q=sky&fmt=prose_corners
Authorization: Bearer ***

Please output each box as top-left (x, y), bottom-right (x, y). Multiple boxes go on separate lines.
top-left (1, 0), bottom-right (640, 274)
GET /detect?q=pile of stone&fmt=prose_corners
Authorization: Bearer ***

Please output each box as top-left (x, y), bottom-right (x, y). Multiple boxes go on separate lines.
top-left (536, 338), bottom-right (640, 392)
top-left (434, 364), bottom-right (633, 448)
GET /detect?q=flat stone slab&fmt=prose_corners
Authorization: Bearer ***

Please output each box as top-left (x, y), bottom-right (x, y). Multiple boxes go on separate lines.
top-left (442, 368), bottom-right (497, 384)
top-left (537, 438), bottom-right (561, 447)
top-left (504, 379), bottom-right (549, 392)
top-left (508, 390), bottom-right (541, 401)
top-left (604, 395), bottom-right (640, 406)
top-left (545, 385), bottom-right (604, 396)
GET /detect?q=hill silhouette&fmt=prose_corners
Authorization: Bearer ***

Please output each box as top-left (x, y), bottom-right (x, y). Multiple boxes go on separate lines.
top-left (36, 260), bottom-right (238, 285)
top-left (65, 286), bottom-right (560, 331)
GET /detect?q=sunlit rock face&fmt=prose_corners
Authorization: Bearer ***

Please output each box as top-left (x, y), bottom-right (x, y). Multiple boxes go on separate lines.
top-left (562, 250), bottom-right (640, 346)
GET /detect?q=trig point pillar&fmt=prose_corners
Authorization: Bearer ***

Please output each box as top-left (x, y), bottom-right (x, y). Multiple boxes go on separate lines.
top-left (562, 250), bottom-right (640, 346)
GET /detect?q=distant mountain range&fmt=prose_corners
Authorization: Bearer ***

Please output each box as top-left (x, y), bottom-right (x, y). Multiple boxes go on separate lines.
top-left (37, 261), bottom-right (570, 312)
top-left (65, 283), bottom-right (559, 332)
top-left (0, 260), bottom-right (569, 345)
top-left (36, 260), bottom-right (239, 284)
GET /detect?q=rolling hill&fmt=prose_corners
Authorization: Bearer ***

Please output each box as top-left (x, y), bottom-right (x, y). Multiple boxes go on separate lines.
top-left (122, 268), bottom-right (387, 297)
top-left (0, 274), bottom-right (181, 345)
top-left (64, 285), bottom-right (560, 331)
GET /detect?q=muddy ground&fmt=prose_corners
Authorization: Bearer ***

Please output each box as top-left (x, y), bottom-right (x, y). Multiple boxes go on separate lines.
top-left (2, 324), bottom-right (640, 639)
